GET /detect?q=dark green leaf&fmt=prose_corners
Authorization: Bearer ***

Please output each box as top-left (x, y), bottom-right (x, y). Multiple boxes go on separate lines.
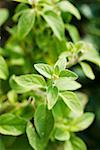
top-left (0, 137), bottom-right (5, 150)
top-left (52, 99), bottom-right (70, 121)
top-left (34, 104), bottom-right (54, 138)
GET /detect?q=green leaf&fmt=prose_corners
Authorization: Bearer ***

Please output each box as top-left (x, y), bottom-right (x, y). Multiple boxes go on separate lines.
top-left (0, 113), bottom-right (27, 136)
top-left (59, 91), bottom-right (82, 114)
top-left (66, 24), bottom-right (80, 43)
top-left (15, 3), bottom-right (29, 14)
top-left (55, 128), bottom-right (70, 141)
top-left (43, 11), bottom-right (64, 40)
top-left (0, 56), bottom-right (9, 80)
top-left (60, 69), bottom-right (78, 80)
top-left (0, 137), bottom-right (5, 150)
top-left (13, 0), bottom-right (29, 4)
top-left (54, 77), bottom-right (81, 91)
top-left (57, 1), bottom-right (81, 20)
top-left (34, 63), bottom-right (53, 79)
top-left (47, 86), bottom-right (58, 110)
top-left (7, 90), bottom-right (18, 104)
top-left (0, 9), bottom-right (9, 26)
top-left (6, 135), bottom-right (32, 150)
top-left (10, 74), bottom-right (46, 93)
top-left (79, 42), bottom-right (100, 66)
top-left (26, 122), bottom-right (45, 150)
top-left (64, 136), bottom-right (87, 150)
top-left (13, 4), bottom-right (29, 21)
top-left (34, 104), bottom-right (54, 138)
top-left (52, 100), bottom-right (70, 120)
top-left (18, 9), bottom-right (35, 39)
top-left (13, 104), bottom-right (34, 120)
top-left (70, 112), bottom-right (95, 132)
top-left (64, 140), bottom-right (73, 150)
top-left (80, 62), bottom-right (95, 80)
top-left (55, 56), bottom-right (66, 71)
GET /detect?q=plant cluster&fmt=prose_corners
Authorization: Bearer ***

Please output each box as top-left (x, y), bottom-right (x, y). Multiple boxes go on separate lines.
top-left (0, 0), bottom-right (100, 149)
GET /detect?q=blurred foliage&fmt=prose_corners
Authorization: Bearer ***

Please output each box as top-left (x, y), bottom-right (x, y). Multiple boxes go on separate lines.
top-left (72, 0), bottom-right (100, 149)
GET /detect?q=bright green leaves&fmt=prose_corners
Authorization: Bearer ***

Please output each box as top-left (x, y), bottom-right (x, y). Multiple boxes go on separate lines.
top-left (34, 63), bottom-right (53, 79)
top-left (34, 104), bottom-right (54, 138)
top-left (55, 56), bottom-right (66, 71)
top-left (7, 90), bottom-right (18, 104)
top-left (10, 74), bottom-right (46, 93)
top-left (0, 113), bottom-right (27, 136)
top-left (54, 77), bottom-right (81, 91)
top-left (66, 24), bottom-right (80, 43)
top-left (59, 70), bottom-right (78, 80)
top-left (80, 62), bottom-right (95, 80)
top-left (59, 91), bottom-right (82, 114)
top-left (18, 9), bottom-right (35, 39)
top-left (13, 0), bottom-right (35, 5)
top-left (43, 11), bottom-right (65, 40)
top-left (0, 56), bottom-right (9, 80)
top-left (26, 122), bottom-right (45, 150)
top-left (47, 86), bottom-right (58, 110)
top-left (81, 45), bottom-right (100, 66)
top-left (55, 128), bottom-right (70, 141)
top-left (70, 112), bottom-right (95, 132)
top-left (13, 0), bottom-right (29, 4)
top-left (76, 41), bottom-right (100, 66)
top-left (57, 1), bottom-right (81, 20)
top-left (0, 8), bottom-right (9, 26)
top-left (64, 136), bottom-right (87, 150)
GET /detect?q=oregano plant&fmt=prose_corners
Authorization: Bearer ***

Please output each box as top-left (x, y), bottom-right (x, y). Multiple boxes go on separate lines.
top-left (0, 0), bottom-right (100, 149)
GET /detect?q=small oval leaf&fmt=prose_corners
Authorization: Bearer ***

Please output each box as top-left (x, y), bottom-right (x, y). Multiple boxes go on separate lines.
top-left (10, 74), bottom-right (46, 93)
top-left (18, 9), bottom-right (35, 39)
top-left (59, 91), bottom-right (82, 114)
